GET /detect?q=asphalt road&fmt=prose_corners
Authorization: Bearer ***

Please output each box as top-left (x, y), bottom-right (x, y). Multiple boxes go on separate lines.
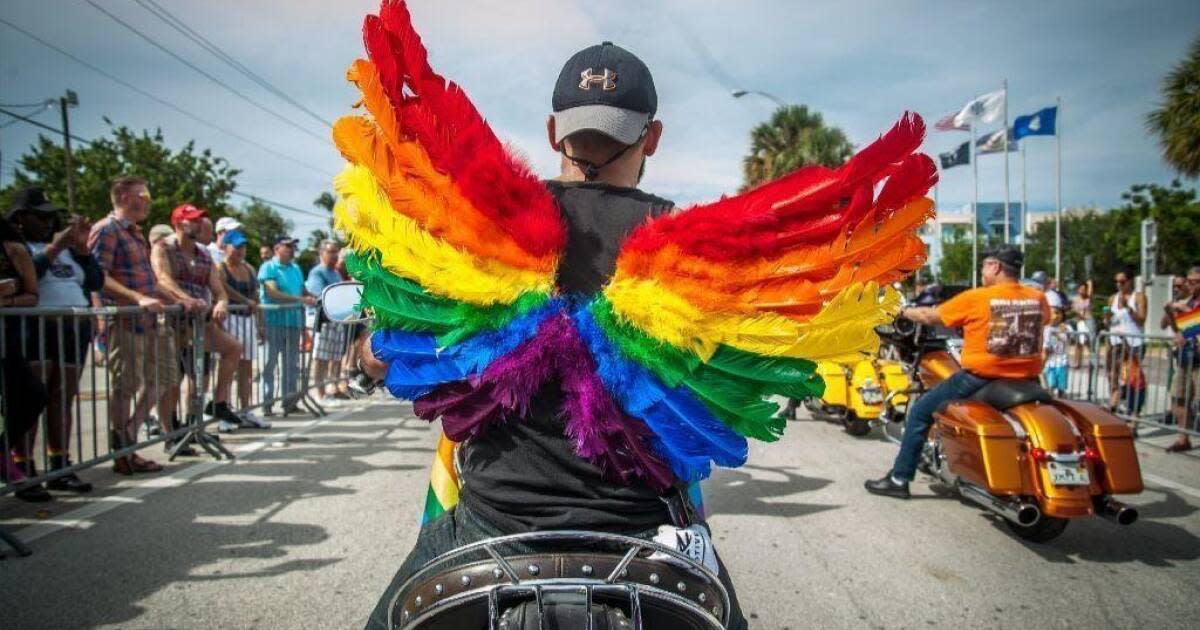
top-left (2, 398), bottom-right (1198, 629)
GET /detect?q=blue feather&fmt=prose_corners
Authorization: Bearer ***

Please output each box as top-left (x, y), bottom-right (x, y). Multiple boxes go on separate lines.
top-left (571, 307), bottom-right (748, 481)
top-left (444, 299), bottom-right (564, 374)
top-left (371, 301), bottom-right (566, 401)
top-left (372, 330), bottom-right (467, 399)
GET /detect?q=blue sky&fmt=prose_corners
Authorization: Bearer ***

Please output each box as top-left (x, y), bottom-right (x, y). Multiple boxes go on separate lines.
top-left (1, 0), bottom-right (1197, 233)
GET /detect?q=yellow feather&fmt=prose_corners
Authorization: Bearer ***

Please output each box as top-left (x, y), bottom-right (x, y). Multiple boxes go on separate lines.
top-left (333, 164), bottom-right (553, 305)
top-left (605, 278), bottom-right (900, 362)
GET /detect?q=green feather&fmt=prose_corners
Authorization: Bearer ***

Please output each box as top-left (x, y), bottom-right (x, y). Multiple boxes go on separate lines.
top-left (347, 251), bottom-right (551, 346)
top-left (589, 297), bottom-right (815, 441)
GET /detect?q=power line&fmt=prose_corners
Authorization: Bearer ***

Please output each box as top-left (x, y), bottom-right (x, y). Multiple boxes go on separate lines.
top-left (0, 107), bottom-right (88, 142)
top-left (0, 16), bottom-right (329, 176)
top-left (0, 108), bottom-right (331, 223)
top-left (135, 0), bottom-right (332, 129)
top-left (0, 102), bottom-right (54, 128)
top-left (0, 100), bottom-right (54, 108)
top-left (83, 0), bottom-right (329, 145)
top-left (229, 191), bottom-right (330, 220)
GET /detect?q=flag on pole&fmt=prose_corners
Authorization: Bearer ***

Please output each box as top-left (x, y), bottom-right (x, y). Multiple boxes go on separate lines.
top-left (939, 141), bottom-right (970, 169)
top-left (1013, 106), bottom-right (1058, 140)
top-left (976, 128), bottom-right (1017, 154)
top-left (935, 112), bottom-right (968, 132)
top-left (953, 89), bottom-right (1006, 127)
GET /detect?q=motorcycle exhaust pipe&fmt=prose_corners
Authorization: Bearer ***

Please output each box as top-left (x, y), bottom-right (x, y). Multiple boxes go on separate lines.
top-left (958, 482), bottom-right (1041, 527)
top-left (1095, 498), bottom-right (1139, 526)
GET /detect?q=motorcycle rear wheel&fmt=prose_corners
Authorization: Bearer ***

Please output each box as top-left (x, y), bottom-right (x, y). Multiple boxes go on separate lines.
top-left (1005, 516), bottom-right (1069, 543)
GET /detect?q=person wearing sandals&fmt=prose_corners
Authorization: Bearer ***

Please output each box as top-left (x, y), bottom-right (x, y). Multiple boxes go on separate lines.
top-left (9, 188), bottom-right (103, 493)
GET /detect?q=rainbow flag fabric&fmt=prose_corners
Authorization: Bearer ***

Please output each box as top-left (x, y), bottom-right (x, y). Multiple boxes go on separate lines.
top-left (1177, 305), bottom-right (1200, 340)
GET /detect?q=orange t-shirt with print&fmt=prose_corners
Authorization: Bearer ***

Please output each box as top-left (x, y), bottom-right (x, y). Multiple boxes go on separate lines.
top-left (936, 282), bottom-right (1051, 379)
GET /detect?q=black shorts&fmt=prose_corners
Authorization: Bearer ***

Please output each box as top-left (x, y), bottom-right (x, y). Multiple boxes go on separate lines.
top-left (23, 316), bottom-right (94, 365)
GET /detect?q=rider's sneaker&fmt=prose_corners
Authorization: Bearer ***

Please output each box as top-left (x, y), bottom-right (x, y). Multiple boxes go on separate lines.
top-left (864, 473), bottom-right (910, 499)
top-left (239, 410), bottom-right (272, 430)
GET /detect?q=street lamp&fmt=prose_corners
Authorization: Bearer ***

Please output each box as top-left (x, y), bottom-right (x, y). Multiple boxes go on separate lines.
top-left (731, 89), bottom-right (786, 108)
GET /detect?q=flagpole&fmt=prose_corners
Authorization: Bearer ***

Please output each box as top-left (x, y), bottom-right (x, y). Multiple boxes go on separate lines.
top-left (971, 121), bottom-right (979, 288)
top-left (1055, 96), bottom-right (1063, 285)
top-left (1020, 140), bottom-right (1027, 273)
top-left (1002, 78), bottom-right (1010, 245)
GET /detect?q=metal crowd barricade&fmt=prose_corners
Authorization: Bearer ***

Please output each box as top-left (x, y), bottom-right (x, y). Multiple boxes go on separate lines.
top-left (1089, 330), bottom-right (1199, 437)
top-left (0, 302), bottom-right (356, 500)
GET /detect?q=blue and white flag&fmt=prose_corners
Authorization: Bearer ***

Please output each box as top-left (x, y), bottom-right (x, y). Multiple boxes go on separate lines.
top-left (1013, 106), bottom-right (1057, 140)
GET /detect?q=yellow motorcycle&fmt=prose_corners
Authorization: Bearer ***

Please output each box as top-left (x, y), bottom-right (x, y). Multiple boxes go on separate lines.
top-left (795, 337), bottom-right (911, 435)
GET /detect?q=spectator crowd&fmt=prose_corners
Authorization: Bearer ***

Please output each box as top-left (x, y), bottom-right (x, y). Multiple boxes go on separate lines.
top-left (1, 179), bottom-right (362, 503)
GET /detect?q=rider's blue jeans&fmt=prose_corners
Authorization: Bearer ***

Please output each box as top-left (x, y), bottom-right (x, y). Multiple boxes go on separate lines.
top-left (891, 370), bottom-right (990, 482)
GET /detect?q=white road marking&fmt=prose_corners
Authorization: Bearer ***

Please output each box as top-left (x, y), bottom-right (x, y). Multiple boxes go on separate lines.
top-left (1143, 472), bottom-right (1200, 500)
top-left (14, 407), bottom-right (359, 545)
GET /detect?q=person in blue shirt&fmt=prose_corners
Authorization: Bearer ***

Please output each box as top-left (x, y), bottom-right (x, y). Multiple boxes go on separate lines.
top-left (305, 240), bottom-right (348, 406)
top-left (257, 236), bottom-right (315, 414)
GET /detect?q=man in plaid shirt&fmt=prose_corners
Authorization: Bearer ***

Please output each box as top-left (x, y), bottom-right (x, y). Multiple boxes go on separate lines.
top-left (88, 176), bottom-right (176, 474)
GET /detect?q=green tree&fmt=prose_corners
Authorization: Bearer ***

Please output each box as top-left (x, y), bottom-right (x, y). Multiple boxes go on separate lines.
top-left (1147, 36), bottom-right (1200, 177)
top-left (0, 122), bottom-right (239, 226)
top-left (235, 199), bottom-right (292, 266)
top-left (938, 237), bottom-right (974, 285)
top-left (1116, 180), bottom-right (1200, 275)
top-left (741, 105), bottom-right (853, 190)
top-left (1023, 208), bottom-right (1120, 292)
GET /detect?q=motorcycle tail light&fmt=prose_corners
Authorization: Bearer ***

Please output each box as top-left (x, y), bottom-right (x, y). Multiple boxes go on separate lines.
top-left (1084, 447), bottom-right (1101, 462)
top-left (1030, 447), bottom-right (1048, 462)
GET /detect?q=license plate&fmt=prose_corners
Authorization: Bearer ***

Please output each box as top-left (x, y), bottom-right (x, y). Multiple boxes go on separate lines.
top-left (1047, 461), bottom-right (1090, 486)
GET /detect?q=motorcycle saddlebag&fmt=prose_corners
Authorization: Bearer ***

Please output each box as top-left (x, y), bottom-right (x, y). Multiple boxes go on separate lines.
top-left (934, 400), bottom-right (1024, 494)
top-left (1051, 400), bottom-right (1144, 494)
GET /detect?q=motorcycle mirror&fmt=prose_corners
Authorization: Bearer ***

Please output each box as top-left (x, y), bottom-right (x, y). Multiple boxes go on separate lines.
top-left (321, 281), bottom-right (367, 323)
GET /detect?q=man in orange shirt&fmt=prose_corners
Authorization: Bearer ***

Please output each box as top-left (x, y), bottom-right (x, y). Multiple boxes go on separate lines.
top-left (866, 245), bottom-right (1051, 499)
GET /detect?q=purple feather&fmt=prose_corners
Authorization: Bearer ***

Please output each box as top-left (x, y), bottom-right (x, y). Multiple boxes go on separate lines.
top-left (557, 325), bottom-right (675, 491)
top-left (412, 314), bottom-right (675, 490)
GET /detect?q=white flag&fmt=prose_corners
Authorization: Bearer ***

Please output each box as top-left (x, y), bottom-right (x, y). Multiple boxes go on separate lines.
top-left (952, 89), bottom-right (1005, 127)
top-left (976, 128), bottom-right (1017, 154)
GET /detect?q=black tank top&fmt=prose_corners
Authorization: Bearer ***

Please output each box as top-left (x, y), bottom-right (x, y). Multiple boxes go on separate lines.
top-left (458, 181), bottom-right (675, 533)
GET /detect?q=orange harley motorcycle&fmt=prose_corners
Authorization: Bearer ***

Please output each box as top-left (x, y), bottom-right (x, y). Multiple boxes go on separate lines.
top-left (879, 315), bottom-right (1144, 542)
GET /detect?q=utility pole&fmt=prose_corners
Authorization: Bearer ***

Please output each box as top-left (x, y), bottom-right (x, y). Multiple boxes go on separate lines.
top-left (59, 90), bottom-right (79, 214)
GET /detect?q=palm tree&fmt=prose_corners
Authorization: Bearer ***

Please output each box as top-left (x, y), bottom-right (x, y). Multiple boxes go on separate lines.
top-left (1148, 36), bottom-right (1200, 178)
top-left (741, 105), bottom-right (854, 190)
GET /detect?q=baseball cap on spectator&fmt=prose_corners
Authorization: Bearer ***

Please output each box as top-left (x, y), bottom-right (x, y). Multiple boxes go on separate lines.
top-left (148, 223), bottom-right (174, 245)
top-left (215, 216), bottom-right (242, 233)
top-left (170, 204), bottom-right (207, 225)
top-left (551, 41), bottom-right (657, 145)
top-left (274, 235), bottom-right (299, 247)
top-left (6, 186), bottom-right (63, 220)
top-left (223, 230), bottom-right (248, 248)
top-left (982, 244), bottom-right (1023, 270)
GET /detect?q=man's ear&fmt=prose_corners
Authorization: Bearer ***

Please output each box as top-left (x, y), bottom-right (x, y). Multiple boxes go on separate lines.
top-left (546, 116), bottom-right (559, 151)
top-left (641, 119), bottom-right (664, 157)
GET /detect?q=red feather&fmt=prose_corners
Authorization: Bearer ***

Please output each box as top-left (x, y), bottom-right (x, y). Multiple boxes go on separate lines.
top-left (621, 112), bottom-right (930, 263)
top-left (360, 1), bottom-right (565, 258)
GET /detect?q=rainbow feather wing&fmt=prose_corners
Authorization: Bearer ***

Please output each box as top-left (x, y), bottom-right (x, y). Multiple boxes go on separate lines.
top-left (586, 113), bottom-right (937, 479)
top-left (337, 2), bottom-right (679, 504)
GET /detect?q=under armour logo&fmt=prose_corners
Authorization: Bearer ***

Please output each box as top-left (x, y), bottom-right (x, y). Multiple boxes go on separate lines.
top-left (579, 67), bottom-right (618, 91)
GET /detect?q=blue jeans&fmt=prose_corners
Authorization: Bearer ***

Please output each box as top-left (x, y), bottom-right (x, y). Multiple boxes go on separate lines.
top-left (892, 370), bottom-right (990, 481)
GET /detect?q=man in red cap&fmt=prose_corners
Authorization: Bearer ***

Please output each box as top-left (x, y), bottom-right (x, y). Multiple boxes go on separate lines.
top-left (151, 204), bottom-right (245, 443)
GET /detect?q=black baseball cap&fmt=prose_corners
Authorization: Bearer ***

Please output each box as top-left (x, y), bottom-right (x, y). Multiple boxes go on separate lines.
top-left (552, 41), bottom-right (657, 145)
top-left (274, 235), bottom-right (299, 247)
top-left (6, 186), bottom-right (63, 220)
top-left (983, 244), bottom-right (1023, 270)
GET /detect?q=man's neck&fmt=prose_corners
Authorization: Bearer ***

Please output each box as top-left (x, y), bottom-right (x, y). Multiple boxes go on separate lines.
top-left (176, 233), bottom-right (195, 250)
top-left (113, 206), bottom-right (137, 224)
